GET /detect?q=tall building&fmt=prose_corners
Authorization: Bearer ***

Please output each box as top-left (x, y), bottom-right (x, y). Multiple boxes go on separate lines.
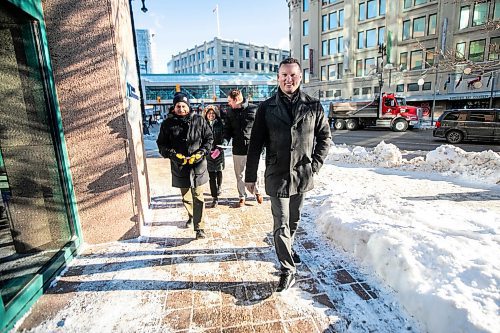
top-left (168, 37), bottom-right (290, 74)
top-left (288, 0), bottom-right (499, 117)
top-left (135, 29), bottom-right (154, 73)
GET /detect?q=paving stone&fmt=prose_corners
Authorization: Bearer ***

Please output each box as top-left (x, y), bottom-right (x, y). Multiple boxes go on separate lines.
top-left (252, 321), bottom-right (284, 332)
top-left (160, 308), bottom-right (191, 331)
top-left (334, 269), bottom-right (356, 284)
top-left (283, 318), bottom-right (319, 333)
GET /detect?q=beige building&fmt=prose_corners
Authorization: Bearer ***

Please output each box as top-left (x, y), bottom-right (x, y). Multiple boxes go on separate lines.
top-left (288, 0), bottom-right (500, 118)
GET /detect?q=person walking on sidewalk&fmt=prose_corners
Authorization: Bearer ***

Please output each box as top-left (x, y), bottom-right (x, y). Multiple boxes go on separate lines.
top-left (224, 89), bottom-right (263, 207)
top-left (157, 92), bottom-right (214, 239)
top-left (203, 105), bottom-right (225, 208)
top-left (245, 57), bottom-right (331, 292)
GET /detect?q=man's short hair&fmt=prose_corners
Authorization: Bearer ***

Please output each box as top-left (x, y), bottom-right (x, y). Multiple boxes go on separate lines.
top-left (279, 57), bottom-right (301, 70)
top-left (228, 89), bottom-right (242, 100)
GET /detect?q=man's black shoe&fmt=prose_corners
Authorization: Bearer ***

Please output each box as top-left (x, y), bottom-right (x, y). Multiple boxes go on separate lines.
top-left (276, 273), bottom-right (296, 292)
top-left (292, 252), bottom-right (302, 265)
top-left (196, 229), bottom-right (207, 239)
top-left (185, 218), bottom-right (193, 228)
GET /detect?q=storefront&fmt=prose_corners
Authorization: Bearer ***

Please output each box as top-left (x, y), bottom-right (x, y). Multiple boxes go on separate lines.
top-left (0, 1), bottom-right (81, 331)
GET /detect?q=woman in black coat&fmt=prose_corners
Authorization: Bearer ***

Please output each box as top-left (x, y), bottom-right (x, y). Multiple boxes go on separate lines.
top-left (203, 105), bottom-right (225, 208)
top-left (156, 93), bottom-right (213, 239)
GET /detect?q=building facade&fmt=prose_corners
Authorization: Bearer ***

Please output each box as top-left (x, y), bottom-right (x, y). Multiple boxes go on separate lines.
top-left (168, 37), bottom-right (290, 74)
top-left (288, 0), bottom-right (500, 120)
top-left (135, 28), bottom-right (154, 73)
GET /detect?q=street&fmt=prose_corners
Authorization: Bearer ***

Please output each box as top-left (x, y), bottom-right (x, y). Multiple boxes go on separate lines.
top-left (331, 127), bottom-right (500, 153)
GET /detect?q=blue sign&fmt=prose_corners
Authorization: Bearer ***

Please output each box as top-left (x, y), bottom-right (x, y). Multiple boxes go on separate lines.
top-left (126, 82), bottom-right (139, 100)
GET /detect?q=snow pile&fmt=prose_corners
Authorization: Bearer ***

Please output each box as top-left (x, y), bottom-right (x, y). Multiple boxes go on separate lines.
top-left (328, 141), bottom-right (500, 184)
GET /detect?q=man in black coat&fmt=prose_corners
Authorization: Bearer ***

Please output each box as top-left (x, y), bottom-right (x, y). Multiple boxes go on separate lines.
top-left (157, 93), bottom-right (213, 239)
top-left (224, 89), bottom-right (263, 207)
top-left (245, 58), bottom-right (331, 292)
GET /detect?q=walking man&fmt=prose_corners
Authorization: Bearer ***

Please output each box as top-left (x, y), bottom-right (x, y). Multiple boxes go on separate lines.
top-left (245, 58), bottom-right (331, 292)
top-left (224, 89), bottom-right (263, 207)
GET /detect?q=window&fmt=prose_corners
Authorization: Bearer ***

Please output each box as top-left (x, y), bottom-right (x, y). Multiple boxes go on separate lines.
top-left (222, 47), bottom-right (227, 55)
top-left (404, 0), bottom-right (412, 9)
top-left (261, 52), bottom-right (264, 60)
top-left (396, 84), bottom-right (404, 92)
top-left (425, 48), bottom-right (435, 68)
top-left (328, 64), bottom-right (336, 81)
top-left (230, 60), bottom-right (234, 67)
top-left (359, 3), bottom-right (366, 21)
top-left (303, 44), bottom-right (310, 60)
top-left (366, 29), bottom-right (377, 48)
top-left (456, 42), bottom-right (466, 59)
top-left (353, 88), bottom-right (360, 95)
top-left (335, 90), bottom-right (342, 97)
top-left (239, 49), bottom-right (243, 57)
top-left (410, 50), bottom-right (423, 70)
top-left (378, 27), bottom-right (385, 45)
top-left (303, 0), bottom-right (309, 11)
top-left (229, 47), bottom-right (234, 56)
top-left (239, 61), bottom-right (243, 69)
top-left (246, 62), bottom-right (250, 69)
top-left (469, 111), bottom-right (495, 122)
top-left (365, 58), bottom-right (376, 75)
top-left (407, 83), bottom-right (420, 91)
top-left (428, 14), bottom-right (437, 35)
top-left (367, 0), bottom-right (377, 19)
top-left (254, 51), bottom-right (258, 58)
top-left (403, 20), bottom-right (411, 40)
top-left (303, 20), bottom-right (309, 36)
top-left (338, 36), bottom-right (344, 53)
top-left (362, 87), bottom-right (372, 95)
top-left (415, 0), bottom-right (427, 5)
top-left (261, 63), bottom-right (265, 70)
top-left (338, 63), bottom-right (344, 79)
top-left (322, 40), bottom-right (328, 56)
top-left (469, 39), bottom-right (486, 62)
top-left (489, 37), bottom-right (500, 60)
top-left (303, 69), bottom-right (310, 83)
top-left (379, 0), bottom-right (386, 15)
top-left (400, 52), bottom-right (408, 70)
top-left (358, 31), bottom-right (364, 49)
top-left (459, 6), bottom-right (470, 29)
top-left (413, 16), bottom-right (425, 38)
top-left (325, 90), bottom-right (334, 98)
top-left (356, 59), bottom-right (363, 77)
top-left (321, 66), bottom-right (327, 81)
top-left (473, 2), bottom-right (488, 26)
top-left (339, 9), bottom-right (344, 26)
top-left (246, 50), bottom-right (250, 57)
top-left (255, 63), bottom-right (258, 70)
top-left (329, 38), bottom-right (337, 54)
top-left (422, 82), bottom-right (431, 90)
top-left (495, 0), bottom-right (500, 20)
top-left (329, 12), bottom-right (338, 29)
top-left (322, 15), bottom-right (328, 32)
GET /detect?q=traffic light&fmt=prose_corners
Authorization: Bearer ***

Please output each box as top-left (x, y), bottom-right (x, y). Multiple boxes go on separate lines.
top-left (213, 95), bottom-right (217, 102)
top-left (175, 84), bottom-right (181, 92)
top-left (156, 96), bottom-right (161, 103)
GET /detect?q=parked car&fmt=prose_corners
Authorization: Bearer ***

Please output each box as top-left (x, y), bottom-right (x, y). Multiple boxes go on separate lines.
top-left (433, 109), bottom-right (500, 144)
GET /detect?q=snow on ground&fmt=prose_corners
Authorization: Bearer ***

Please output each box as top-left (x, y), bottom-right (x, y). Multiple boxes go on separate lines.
top-left (309, 141), bottom-right (500, 333)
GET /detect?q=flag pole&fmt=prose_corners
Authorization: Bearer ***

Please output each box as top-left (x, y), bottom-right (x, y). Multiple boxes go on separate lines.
top-left (215, 4), bottom-right (221, 38)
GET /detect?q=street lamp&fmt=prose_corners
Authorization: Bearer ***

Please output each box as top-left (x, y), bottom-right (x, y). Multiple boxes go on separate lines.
top-left (384, 63), bottom-right (394, 88)
top-left (140, 0), bottom-right (148, 13)
top-left (144, 56), bottom-right (148, 73)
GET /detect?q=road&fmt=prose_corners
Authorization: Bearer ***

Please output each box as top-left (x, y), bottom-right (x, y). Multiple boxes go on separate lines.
top-left (331, 128), bottom-right (500, 153)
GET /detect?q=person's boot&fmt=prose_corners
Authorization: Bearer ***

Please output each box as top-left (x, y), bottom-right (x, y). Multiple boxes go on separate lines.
top-left (185, 217), bottom-right (193, 229)
top-left (211, 198), bottom-right (218, 208)
top-left (237, 198), bottom-right (245, 207)
top-left (276, 272), bottom-right (296, 292)
top-left (196, 229), bottom-right (207, 239)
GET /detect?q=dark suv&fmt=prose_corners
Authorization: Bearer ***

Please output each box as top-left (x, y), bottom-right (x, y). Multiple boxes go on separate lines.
top-left (433, 109), bottom-right (500, 144)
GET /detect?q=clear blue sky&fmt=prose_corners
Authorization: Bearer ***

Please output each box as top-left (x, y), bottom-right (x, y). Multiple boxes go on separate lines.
top-left (131, 0), bottom-right (290, 72)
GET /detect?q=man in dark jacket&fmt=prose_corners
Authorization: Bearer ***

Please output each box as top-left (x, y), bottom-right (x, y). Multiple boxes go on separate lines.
top-left (157, 93), bottom-right (213, 239)
top-left (245, 58), bottom-right (331, 292)
top-left (224, 89), bottom-right (263, 207)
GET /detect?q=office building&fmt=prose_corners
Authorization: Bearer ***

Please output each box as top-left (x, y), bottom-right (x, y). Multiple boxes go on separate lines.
top-left (135, 28), bottom-right (154, 73)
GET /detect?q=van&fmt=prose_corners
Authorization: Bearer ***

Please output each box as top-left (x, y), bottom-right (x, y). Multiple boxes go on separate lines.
top-left (433, 109), bottom-right (500, 144)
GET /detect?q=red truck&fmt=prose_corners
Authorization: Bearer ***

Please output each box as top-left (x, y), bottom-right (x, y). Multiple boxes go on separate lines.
top-left (327, 93), bottom-right (422, 132)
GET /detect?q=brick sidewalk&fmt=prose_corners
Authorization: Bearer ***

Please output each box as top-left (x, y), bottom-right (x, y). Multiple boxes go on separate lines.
top-left (15, 154), bottom-right (415, 332)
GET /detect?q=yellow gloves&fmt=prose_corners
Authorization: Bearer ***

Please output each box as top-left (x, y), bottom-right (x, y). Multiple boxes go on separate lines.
top-left (188, 152), bottom-right (203, 165)
top-left (174, 153), bottom-right (187, 165)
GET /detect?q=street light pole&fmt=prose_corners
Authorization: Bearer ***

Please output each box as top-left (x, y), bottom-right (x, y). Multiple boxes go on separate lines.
top-left (490, 73), bottom-right (495, 108)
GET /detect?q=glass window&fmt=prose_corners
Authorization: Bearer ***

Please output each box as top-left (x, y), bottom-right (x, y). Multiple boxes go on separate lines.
top-left (367, 0), bottom-right (377, 19)
top-left (353, 88), bottom-right (360, 95)
top-left (469, 39), bottom-right (486, 62)
top-left (338, 36), bottom-right (344, 54)
top-left (246, 50), bottom-right (250, 57)
top-left (339, 9), bottom-right (344, 26)
top-left (329, 38), bottom-right (337, 54)
top-left (456, 42), bottom-right (466, 59)
top-left (459, 6), bottom-right (470, 29)
top-left (380, 0), bottom-right (386, 15)
top-left (222, 47), bottom-right (227, 55)
top-left (365, 58), bottom-right (376, 75)
top-left (404, 0), bottom-right (412, 9)
top-left (303, 44), bottom-right (310, 60)
top-left (472, 3), bottom-right (488, 26)
top-left (322, 40), bottom-right (328, 56)
top-left (335, 90), bottom-right (342, 97)
top-left (239, 61), bottom-right (243, 69)
top-left (366, 29), bottom-right (377, 48)
top-left (362, 87), bottom-right (372, 95)
top-left (423, 82), bottom-right (432, 90)
top-left (321, 66), bottom-right (327, 81)
top-left (303, 20), bottom-right (309, 36)
top-left (328, 64), bottom-right (336, 81)
top-left (338, 62), bottom-right (344, 79)
top-left (229, 47), bottom-right (234, 56)
top-left (413, 16), bottom-right (425, 38)
top-left (358, 31), bottom-right (364, 49)
top-left (400, 52), bottom-right (408, 70)
top-left (329, 12), bottom-right (338, 29)
top-left (396, 84), bottom-right (404, 92)
top-left (246, 61), bottom-right (250, 69)
top-left (223, 59), bottom-right (227, 67)
top-left (303, 69), bottom-right (310, 83)
top-left (488, 37), bottom-right (500, 60)
top-left (322, 15), bottom-right (328, 32)
top-left (255, 63), bottom-right (258, 70)
top-left (378, 27), bottom-right (385, 45)
top-left (425, 48), bottom-right (435, 68)
top-left (428, 14), bottom-right (437, 35)
top-left (303, 0), bottom-right (309, 11)
top-left (230, 59), bottom-right (234, 67)
top-left (359, 3), bottom-right (366, 21)
top-left (495, 0), bottom-right (500, 20)
top-left (415, 0), bottom-right (427, 5)
top-left (403, 20), bottom-right (411, 40)
top-left (356, 59), bottom-right (363, 77)
top-left (407, 83), bottom-right (420, 91)
top-left (410, 50), bottom-right (423, 70)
